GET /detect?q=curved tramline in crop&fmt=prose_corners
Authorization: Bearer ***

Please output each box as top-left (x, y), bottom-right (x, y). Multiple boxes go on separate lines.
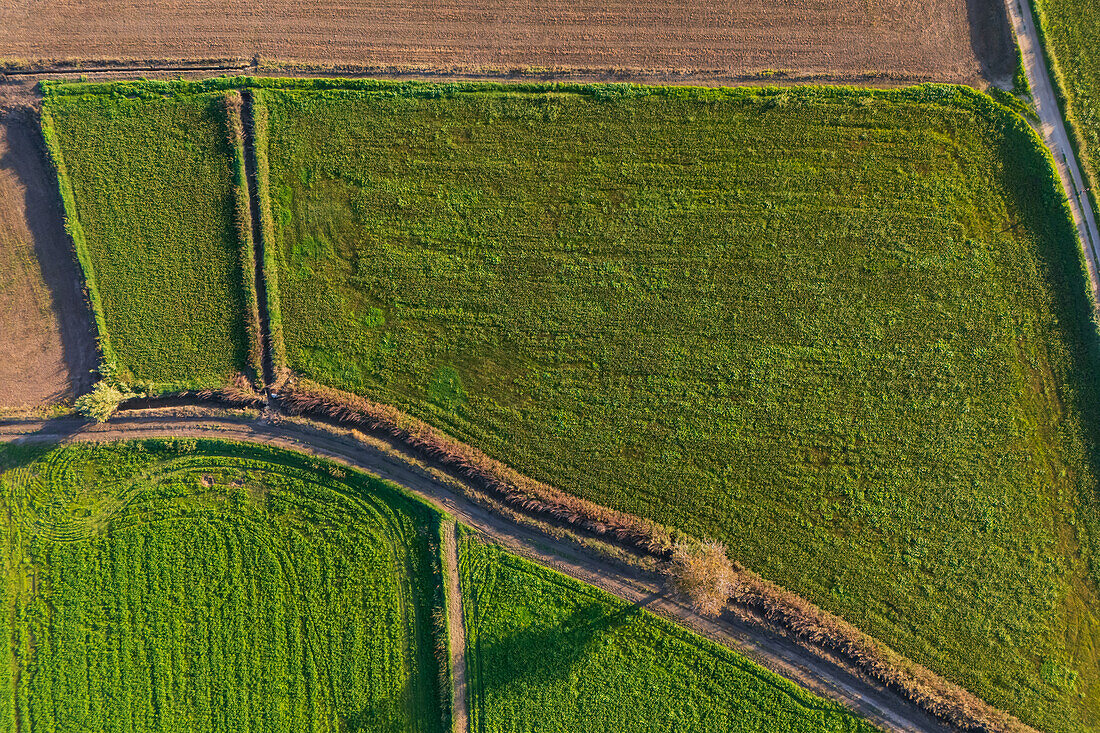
top-left (0, 439), bottom-right (448, 732)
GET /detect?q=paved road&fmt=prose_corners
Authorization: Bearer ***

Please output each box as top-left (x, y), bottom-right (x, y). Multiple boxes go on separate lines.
top-left (1005, 0), bottom-right (1100, 306)
top-left (0, 412), bottom-right (955, 732)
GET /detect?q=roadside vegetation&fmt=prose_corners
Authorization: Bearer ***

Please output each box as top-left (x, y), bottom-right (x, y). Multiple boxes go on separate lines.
top-left (257, 80), bottom-right (1100, 732)
top-left (1032, 0), bottom-right (1100, 219)
top-left (40, 87), bottom-right (256, 392)
top-left (460, 530), bottom-right (878, 732)
top-left (0, 439), bottom-right (448, 731)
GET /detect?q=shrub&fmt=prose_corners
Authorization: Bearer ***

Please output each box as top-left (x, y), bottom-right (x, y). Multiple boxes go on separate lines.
top-left (668, 541), bottom-right (737, 616)
top-left (75, 381), bottom-right (126, 422)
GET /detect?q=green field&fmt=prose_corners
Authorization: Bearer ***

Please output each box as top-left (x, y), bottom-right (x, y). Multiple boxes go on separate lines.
top-left (460, 531), bottom-right (877, 732)
top-left (1033, 0), bottom-right (1100, 216)
top-left (258, 82), bottom-right (1100, 731)
top-left (0, 439), bottom-right (446, 732)
top-left (41, 89), bottom-right (254, 391)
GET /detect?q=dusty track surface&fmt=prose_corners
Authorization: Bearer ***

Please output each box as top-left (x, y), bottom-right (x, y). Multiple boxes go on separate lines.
top-left (1005, 0), bottom-right (1100, 309)
top-left (0, 412), bottom-right (953, 733)
top-left (0, 108), bottom-right (95, 409)
top-left (0, 0), bottom-right (1013, 87)
top-left (442, 521), bottom-right (470, 733)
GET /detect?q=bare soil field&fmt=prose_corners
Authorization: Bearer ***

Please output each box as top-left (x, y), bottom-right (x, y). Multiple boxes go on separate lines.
top-left (0, 109), bottom-right (95, 410)
top-left (0, 0), bottom-right (1014, 86)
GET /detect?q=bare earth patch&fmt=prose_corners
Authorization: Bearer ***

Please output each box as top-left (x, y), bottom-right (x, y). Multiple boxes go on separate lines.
top-left (0, 109), bottom-right (95, 410)
top-left (0, 0), bottom-right (1013, 86)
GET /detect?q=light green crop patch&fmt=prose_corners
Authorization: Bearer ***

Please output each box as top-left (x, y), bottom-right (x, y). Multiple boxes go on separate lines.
top-left (0, 439), bottom-right (448, 732)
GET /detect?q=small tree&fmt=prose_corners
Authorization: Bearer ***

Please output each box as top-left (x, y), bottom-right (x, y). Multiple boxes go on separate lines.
top-left (75, 381), bottom-right (126, 423)
top-left (668, 541), bottom-right (737, 616)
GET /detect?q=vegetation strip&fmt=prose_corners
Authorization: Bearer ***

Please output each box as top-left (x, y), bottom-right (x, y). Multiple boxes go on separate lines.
top-left (224, 91), bottom-right (265, 387)
top-left (238, 89), bottom-right (276, 388)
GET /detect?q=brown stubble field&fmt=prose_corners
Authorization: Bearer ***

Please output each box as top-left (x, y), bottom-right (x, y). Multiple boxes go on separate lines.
top-left (0, 107), bottom-right (95, 410)
top-left (0, 0), bottom-right (1014, 86)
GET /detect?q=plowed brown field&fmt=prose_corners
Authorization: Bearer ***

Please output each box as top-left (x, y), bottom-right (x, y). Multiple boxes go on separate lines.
top-left (0, 0), bottom-right (1014, 85)
top-left (0, 109), bottom-right (95, 410)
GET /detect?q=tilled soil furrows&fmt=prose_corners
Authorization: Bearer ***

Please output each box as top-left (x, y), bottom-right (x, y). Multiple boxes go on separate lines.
top-left (0, 0), bottom-right (1013, 86)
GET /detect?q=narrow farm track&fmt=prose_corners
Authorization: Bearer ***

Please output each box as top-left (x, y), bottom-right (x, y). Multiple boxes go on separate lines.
top-left (1005, 0), bottom-right (1100, 305)
top-left (442, 521), bottom-right (470, 733)
top-left (0, 413), bottom-right (954, 733)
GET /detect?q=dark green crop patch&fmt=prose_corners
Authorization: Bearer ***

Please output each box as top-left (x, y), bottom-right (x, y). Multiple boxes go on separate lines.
top-left (41, 89), bottom-right (255, 392)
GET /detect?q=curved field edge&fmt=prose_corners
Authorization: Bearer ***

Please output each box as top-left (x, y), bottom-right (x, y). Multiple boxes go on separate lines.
top-left (39, 89), bottom-right (258, 393)
top-left (0, 437), bottom-right (451, 731)
top-left (458, 527), bottom-right (880, 732)
top-left (252, 81), bottom-right (1098, 731)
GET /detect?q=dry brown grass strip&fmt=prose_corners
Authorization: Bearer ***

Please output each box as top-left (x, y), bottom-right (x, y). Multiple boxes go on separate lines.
top-left (279, 378), bottom-right (675, 556)
top-left (279, 376), bottom-right (1037, 733)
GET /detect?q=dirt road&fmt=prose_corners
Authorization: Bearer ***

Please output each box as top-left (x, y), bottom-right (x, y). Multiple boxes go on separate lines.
top-left (442, 521), bottom-right (470, 733)
top-left (1004, 0), bottom-right (1100, 307)
top-left (0, 0), bottom-right (1013, 87)
top-left (0, 412), bottom-right (953, 733)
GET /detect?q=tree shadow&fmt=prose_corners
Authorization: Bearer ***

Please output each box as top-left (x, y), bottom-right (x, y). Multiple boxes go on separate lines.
top-left (340, 683), bottom-right (413, 733)
top-left (472, 594), bottom-right (655, 698)
top-left (995, 111), bottom-right (1100, 589)
top-left (0, 108), bottom-right (98, 399)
